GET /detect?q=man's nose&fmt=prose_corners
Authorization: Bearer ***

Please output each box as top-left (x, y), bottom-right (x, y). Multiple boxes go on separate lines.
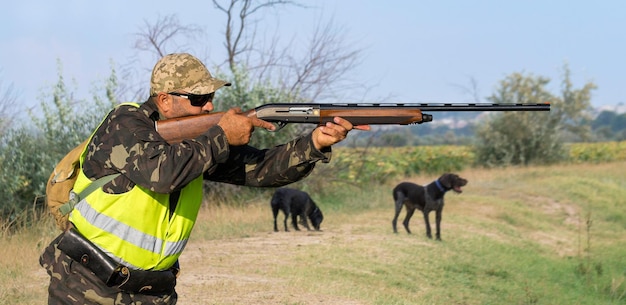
top-left (202, 101), bottom-right (214, 112)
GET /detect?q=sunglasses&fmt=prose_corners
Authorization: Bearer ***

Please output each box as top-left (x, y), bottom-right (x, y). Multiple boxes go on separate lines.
top-left (169, 92), bottom-right (215, 107)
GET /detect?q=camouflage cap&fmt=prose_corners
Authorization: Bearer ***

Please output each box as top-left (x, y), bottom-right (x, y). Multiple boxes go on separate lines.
top-left (150, 53), bottom-right (231, 96)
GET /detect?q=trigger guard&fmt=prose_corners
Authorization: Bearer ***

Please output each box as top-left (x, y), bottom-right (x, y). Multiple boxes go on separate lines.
top-left (272, 122), bottom-right (287, 132)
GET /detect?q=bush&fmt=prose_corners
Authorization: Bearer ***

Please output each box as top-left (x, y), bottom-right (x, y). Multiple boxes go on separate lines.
top-left (0, 62), bottom-right (117, 229)
top-left (567, 141), bottom-right (626, 163)
top-left (474, 67), bottom-right (595, 167)
top-left (320, 146), bottom-right (473, 186)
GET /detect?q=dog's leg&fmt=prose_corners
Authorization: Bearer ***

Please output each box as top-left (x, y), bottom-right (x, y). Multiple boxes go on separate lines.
top-left (300, 214), bottom-right (311, 231)
top-left (291, 213), bottom-right (301, 231)
top-left (422, 211), bottom-right (433, 239)
top-left (392, 192), bottom-right (405, 233)
top-left (435, 209), bottom-right (442, 241)
top-left (283, 209), bottom-right (290, 232)
top-left (402, 207), bottom-right (415, 234)
top-left (273, 209), bottom-right (279, 232)
top-left (271, 202), bottom-right (282, 232)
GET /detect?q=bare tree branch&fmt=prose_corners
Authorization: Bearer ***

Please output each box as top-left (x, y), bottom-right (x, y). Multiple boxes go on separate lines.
top-left (213, 0), bottom-right (303, 71)
top-left (450, 76), bottom-right (483, 103)
top-left (133, 15), bottom-right (203, 58)
top-left (304, 20), bottom-right (359, 99)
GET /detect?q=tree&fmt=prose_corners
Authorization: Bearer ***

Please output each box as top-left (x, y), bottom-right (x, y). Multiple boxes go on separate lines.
top-left (474, 65), bottom-right (595, 166)
top-left (212, 0), bottom-right (360, 101)
top-left (554, 66), bottom-right (596, 142)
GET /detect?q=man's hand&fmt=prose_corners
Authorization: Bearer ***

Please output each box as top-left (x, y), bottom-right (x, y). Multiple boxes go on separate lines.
top-left (312, 117), bottom-right (370, 150)
top-left (218, 108), bottom-right (276, 146)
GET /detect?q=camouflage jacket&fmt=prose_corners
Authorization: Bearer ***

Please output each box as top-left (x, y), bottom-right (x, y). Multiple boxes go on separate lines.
top-left (82, 99), bottom-right (331, 194)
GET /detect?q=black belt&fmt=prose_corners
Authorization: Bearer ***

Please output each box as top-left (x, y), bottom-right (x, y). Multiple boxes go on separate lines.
top-left (57, 228), bottom-right (178, 294)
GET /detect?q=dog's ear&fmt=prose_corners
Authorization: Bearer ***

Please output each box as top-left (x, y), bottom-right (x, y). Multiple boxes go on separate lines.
top-left (439, 173), bottom-right (453, 189)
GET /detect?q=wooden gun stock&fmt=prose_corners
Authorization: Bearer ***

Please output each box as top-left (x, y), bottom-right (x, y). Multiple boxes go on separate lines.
top-left (155, 109), bottom-right (259, 144)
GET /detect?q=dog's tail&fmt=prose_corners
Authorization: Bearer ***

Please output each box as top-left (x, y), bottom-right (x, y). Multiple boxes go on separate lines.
top-left (270, 191), bottom-right (282, 216)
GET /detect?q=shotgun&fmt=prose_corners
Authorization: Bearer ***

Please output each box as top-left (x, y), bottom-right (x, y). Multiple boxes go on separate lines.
top-left (155, 102), bottom-right (550, 144)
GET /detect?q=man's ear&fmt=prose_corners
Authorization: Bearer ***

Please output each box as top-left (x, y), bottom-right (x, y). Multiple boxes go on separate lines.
top-left (154, 92), bottom-right (172, 117)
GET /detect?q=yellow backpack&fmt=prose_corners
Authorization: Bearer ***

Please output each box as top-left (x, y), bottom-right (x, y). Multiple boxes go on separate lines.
top-left (45, 139), bottom-right (118, 231)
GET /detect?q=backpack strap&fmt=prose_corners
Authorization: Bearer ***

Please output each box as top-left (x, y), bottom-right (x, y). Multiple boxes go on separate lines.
top-left (58, 173), bottom-right (121, 216)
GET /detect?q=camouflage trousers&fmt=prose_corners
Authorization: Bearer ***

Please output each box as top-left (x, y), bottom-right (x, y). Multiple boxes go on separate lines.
top-left (39, 233), bottom-right (178, 305)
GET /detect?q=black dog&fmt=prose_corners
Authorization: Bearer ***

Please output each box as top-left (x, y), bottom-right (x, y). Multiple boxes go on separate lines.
top-left (271, 188), bottom-right (323, 232)
top-left (392, 173), bottom-right (468, 240)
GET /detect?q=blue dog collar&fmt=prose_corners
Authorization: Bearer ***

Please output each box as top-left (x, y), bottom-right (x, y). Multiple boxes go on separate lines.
top-left (435, 179), bottom-right (447, 192)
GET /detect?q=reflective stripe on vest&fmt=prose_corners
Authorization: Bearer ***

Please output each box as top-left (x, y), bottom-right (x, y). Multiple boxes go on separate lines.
top-left (68, 102), bottom-right (204, 270)
top-left (74, 198), bottom-right (189, 257)
top-left (70, 177), bottom-right (203, 270)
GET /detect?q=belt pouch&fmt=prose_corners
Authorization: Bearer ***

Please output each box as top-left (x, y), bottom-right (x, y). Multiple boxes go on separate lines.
top-left (57, 228), bottom-right (119, 286)
top-left (117, 267), bottom-right (177, 294)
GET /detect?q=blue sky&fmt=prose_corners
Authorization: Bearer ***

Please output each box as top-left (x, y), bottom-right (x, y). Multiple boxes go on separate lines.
top-left (2, 0), bottom-right (625, 111)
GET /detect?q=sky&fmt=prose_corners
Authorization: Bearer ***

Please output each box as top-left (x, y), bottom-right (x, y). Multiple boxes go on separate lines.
top-left (2, 0), bottom-right (625, 113)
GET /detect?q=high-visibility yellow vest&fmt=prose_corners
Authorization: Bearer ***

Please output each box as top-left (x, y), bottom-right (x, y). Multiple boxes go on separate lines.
top-left (69, 103), bottom-right (203, 270)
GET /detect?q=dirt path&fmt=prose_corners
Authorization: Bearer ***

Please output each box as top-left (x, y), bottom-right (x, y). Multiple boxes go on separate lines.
top-left (176, 227), bottom-right (369, 305)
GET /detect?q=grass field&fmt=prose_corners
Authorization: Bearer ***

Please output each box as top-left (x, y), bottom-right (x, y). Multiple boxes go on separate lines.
top-left (2, 162), bottom-right (625, 304)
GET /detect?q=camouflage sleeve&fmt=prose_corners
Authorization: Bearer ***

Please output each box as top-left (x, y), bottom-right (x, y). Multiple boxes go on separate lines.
top-left (83, 103), bottom-right (231, 194)
top-left (203, 132), bottom-right (331, 187)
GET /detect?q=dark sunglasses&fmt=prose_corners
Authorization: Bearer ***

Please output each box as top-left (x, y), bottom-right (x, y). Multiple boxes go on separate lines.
top-left (169, 92), bottom-right (214, 107)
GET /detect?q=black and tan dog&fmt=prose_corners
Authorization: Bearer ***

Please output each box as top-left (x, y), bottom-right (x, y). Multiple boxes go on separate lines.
top-left (392, 173), bottom-right (468, 240)
top-left (271, 188), bottom-right (323, 232)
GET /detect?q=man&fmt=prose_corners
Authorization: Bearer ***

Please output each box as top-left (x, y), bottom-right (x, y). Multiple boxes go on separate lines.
top-left (40, 53), bottom-right (368, 304)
